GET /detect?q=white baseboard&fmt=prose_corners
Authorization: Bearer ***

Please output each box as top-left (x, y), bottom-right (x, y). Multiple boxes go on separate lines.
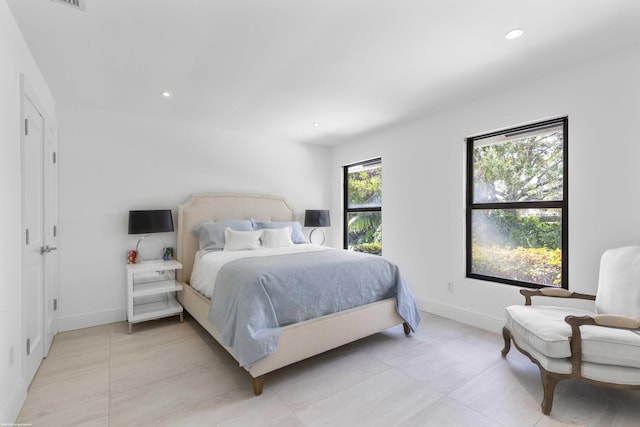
top-left (1, 378), bottom-right (26, 425)
top-left (56, 301), bottom-right (503, 335)
top-left (415, 297), bottom-right (504, 334)
top-left (58, 308), bottom-right (126, 332)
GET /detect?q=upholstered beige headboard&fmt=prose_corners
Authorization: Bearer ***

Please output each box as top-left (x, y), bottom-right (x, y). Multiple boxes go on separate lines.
top-left (176, 193), bottom-right (295, 283)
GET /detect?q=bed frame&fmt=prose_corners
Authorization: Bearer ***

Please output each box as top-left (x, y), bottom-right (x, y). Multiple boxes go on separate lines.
top-left (176, 192), bottom-right (409, 395)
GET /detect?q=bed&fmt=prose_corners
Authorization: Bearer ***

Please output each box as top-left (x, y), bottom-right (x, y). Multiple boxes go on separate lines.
top-left (176, 192), bottom-right (418, 395)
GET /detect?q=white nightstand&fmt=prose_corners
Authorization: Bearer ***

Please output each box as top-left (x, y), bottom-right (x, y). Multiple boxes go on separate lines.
top-left (126, 259), bottom-right (183, 333)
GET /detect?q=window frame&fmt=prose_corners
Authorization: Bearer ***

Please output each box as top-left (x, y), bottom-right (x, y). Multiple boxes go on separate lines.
top-left (343, 157), bottom-right (382, 251)
top-left (465, 117), bottom-right (569, 289)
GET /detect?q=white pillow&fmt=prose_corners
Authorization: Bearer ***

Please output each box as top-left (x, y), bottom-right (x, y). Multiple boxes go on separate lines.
top-left (223, 228), bottom-right (262, 251)
top-left (261, 226), bottom-right (293, 249)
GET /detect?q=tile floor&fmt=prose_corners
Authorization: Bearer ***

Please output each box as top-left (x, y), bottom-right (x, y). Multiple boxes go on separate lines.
top-left (16, 312), bottom-right (640, 426)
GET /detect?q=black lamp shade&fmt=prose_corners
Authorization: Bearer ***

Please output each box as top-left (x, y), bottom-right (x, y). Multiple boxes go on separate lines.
top-left (128, 210), bottom-right (174, 235)
top-left (304, 210), bottom-right (331, 227)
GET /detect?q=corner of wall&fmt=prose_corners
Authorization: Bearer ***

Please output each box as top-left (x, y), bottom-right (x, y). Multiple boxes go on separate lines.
top-left (57, 308), bottom-right (126, 332)
top-left (0, 378), bottom-right (26, 425)
top-left (415, 296), bottom-right (504, 334)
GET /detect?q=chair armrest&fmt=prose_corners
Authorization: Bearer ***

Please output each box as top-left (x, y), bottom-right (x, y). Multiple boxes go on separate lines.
top-left (520, 288), bottom-right (596, 306)
top-left (566, 314), bottom-right (640, 330)
top-left (564, 314), bottom-right (640, 375)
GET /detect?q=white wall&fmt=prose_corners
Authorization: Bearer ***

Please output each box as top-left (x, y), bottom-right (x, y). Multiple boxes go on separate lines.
top-left (57, 104), bottom-right (331, 331)
top-left (0, 1), bottom-right (56, 423)
top-left (330, 45), bottom-right (640, 332)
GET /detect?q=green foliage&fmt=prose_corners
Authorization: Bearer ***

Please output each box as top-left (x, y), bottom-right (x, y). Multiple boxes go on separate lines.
top-left (470, 129), bottom-right (564, 286)
top-left (473, 132), bottom-right (563, 202)
top-left (351, 243), bottom-right (382, 255)
top-left (348, 168), bottom-right (382, 206)
top-left (347, 164), bottom-right (382, 251)
top-left (348, 214), bottom-right (382, 246)
top-left (472, 245), bottom-right (562, 286)
top-left (474, 210), bottom-right (561, 249)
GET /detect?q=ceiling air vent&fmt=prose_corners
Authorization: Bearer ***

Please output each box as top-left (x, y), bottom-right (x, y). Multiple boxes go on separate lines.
top-left (50, 0), bottom-right (87, 11)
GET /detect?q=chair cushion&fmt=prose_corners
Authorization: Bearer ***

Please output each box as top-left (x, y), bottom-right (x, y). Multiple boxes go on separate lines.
top-left (580, 325), bottom-right (640, 368)
top-left (596, 246), bottom-right (640, 318)
top-left (505, 305), bottom-right (590, 358)
top-left (506, 326), bottom-right (573, 374)
top-left (506, 305), bottom-right (640, 369)
top-left (582, 360), bottom-right (640, 385)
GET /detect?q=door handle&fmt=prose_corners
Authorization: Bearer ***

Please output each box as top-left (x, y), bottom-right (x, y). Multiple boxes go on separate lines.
top-left (40, 245), bottom-right (58, 254)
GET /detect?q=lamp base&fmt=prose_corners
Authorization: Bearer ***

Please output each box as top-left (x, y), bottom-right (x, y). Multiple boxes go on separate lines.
top-left (136, 235), bottom-right (166, 262)
top-left (309, 228), bottom-right (326, 245)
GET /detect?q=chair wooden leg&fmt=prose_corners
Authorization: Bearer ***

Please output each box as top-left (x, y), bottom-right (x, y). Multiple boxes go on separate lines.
top-left (252, 375), bottom-right (265, 396)
top-left (540, 370), bottom-right (561, 415)
top-left (402, 322), bottom-right (411, 336)
top-left (501, 327), bottom-right (511, 357)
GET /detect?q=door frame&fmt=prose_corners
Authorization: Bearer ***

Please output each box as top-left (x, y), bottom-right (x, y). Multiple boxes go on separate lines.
top-left (20, 74), bottom-right (58, 386)
top-left (42, 120), bottom-right (58, 355)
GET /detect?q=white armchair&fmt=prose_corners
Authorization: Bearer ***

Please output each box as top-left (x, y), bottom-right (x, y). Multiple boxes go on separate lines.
top-left (502, 246), bottom-right (640, 414)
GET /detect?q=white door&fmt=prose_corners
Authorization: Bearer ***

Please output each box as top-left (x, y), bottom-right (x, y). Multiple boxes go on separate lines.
top-left (22, 95), bottom-right (45, 385)
top-left (43, 123), bottom-right (59, 355)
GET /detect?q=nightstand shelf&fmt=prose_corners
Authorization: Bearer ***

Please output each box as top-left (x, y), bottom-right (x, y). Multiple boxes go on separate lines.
top-left (133, 279), bottom-right (182, 297)
top-left (126, 260), bottom-right (183, 333)
top-left (132, 296), bottom-right (182, 320)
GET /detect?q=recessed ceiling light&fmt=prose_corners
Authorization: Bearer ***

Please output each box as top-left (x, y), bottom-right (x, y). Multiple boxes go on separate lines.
top-left (161, 91), bottom-right (172, 98)
top-left (505, 28), bottom-right (524, 40)
top-left (312, 122), bottom-right (320, 127)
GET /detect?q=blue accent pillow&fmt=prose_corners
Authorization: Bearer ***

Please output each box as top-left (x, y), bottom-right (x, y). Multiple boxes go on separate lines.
top-left (251, 220), bottom-right (308, 244)
top-left (193, 220), bottom-right (253, 251)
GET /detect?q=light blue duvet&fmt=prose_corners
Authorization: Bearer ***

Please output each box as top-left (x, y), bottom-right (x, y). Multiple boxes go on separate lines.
top-left (208, 248), bottom-right (421, 367)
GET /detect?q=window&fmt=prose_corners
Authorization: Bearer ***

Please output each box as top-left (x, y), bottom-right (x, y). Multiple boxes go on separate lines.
top-left (466, 118), bottom-right (568, 288)
top-left (344, 158), bottom-right (382, 255)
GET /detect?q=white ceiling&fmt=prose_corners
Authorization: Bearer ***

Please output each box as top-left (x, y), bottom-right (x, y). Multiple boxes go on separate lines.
top-left (7, 0), bottom-right (640, 145)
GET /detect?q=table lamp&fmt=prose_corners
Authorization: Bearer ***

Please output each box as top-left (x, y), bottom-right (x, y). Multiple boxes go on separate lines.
top-left (128, 209), bottom-right (174, 262)
top-left (304, 209), bottom-right (331, 245)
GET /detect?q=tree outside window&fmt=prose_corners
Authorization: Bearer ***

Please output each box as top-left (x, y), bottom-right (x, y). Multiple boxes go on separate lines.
top-left (344, 158), bottom-right (382, 255)
top-left (466, 118), bottom-right (568, 288)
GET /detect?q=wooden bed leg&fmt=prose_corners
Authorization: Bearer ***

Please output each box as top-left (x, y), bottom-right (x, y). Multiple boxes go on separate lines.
top-left (252, 375), bottom-right (265, 396)
top-left (402, 322), bottom-right (411, 336)
top-left (501, 326), bottom-right (511, 357)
